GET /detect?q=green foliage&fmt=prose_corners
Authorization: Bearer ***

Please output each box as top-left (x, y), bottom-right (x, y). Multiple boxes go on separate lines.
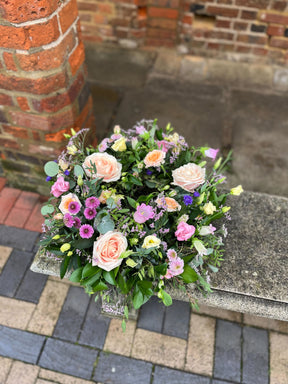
top-left (44, 161), bottom-right (59, 177)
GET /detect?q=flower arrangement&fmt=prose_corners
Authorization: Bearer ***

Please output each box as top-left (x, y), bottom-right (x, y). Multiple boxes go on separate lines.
top-left (40, 120), bottom-right (243, 329)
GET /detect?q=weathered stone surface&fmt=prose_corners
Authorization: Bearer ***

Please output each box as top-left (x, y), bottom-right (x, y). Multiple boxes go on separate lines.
top-left (137, 295), bottom-right (165, 333)
top-left (15, 269), bottom-right (48, 303)
top-left (104, 319), bottom-right (136, 357)
top-left (153, 366), bottom-right (210, 384)
top-left (163, 299), bottom-right (190, 339)
top-left (0, 225), bottom-right (39, 251)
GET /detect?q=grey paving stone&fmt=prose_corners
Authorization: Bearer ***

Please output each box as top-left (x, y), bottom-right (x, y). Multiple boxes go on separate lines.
top-left (78, 298), bottom-right (110, 349)
top-left (137, 295), bottom-right (165, 333)
top-left (15, 268), bottom-right (48, 303)
top-left (93, 352), bottom-right (152, 384)
top-left (53, 286), bottom-right (90, 342)
top-left (39, 338), bottom-right (98, 380)
top-left (153, 366), bottom-right (210, 384)
top-left (163, 299), bottom-right (190, 339)
top-left (214, 320), bottom-right (242, 383)
top-left (0, 249), bottom-right (34, 297)
top-left (0, 325), bottom-right (45, 364)
top-left (0, 225), bottom-right (39, 251)
top-left (212, 380), bottom-right (235, 384)
top-left (242, 326), bottom-right (269, 384)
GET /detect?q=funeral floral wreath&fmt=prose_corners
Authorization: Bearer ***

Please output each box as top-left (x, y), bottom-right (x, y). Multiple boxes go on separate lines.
top-left (40, 120), bottom-right (243, 328)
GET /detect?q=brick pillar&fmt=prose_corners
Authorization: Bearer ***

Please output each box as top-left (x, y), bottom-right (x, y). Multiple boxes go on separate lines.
top-left (0, 0), bottom-right (96, 194)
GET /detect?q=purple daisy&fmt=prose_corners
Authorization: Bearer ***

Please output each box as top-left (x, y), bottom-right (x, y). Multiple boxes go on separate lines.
top-left (85, 196), bottom-right (100, 209)
top-left (63, 213), bottom-right (74, 228)
top-left (79, 224), bottom-right (94, 239)
top-left (84, 207), bottom-right (97, 220)
top-left (73, 217), bottom-right (81, 229)
top-left (68, 201), bottom-right (81, 215)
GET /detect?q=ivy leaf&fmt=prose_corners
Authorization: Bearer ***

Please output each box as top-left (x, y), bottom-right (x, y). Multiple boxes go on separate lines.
top-left (181, 265), bottom-right (199, 283)
top-left (44, 161), bottom-right (59, 177)
top-left (69, 267), bottom-right (83, 283)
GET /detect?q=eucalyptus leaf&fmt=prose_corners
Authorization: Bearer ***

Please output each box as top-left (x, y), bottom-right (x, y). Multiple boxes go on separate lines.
top-left (74, 164), bottom-right (84, 177)
top-left (41, 204), bottom-right (55, 216)
top-left (44, 161), bottom-right (59, 177)
top-left (97, 216), bottom-right (115, 234)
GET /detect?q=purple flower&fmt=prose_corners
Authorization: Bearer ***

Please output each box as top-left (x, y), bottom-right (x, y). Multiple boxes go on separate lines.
top-left (84, 207), bottom-right (97, 220)
top-left (85, 197), bottom-right (100, 209)
top-left (136, 125), bottom-right (147, 135)
top-left (193, 191), bottom-right (200, 197)
top-left (64, 170), bottom-right (70, 176)
top-left (63, 213), bottom-right (74, 228)
top-left (183, 195), bottom-right (193, 205)
top-left (68, 201), bottom-right (81, 215)
top-left (133, 203), bottom-right (155, 224)
top-left (73, 217), bottom-right (81, 229)
top-left (79, 224), bottom-right (94, 239)
top-left (146, 170), bottom-right (153, 175)
top-left (46, 176), bottom-right (52, 182)
top-left (205, 148), bottom-right (219, 161)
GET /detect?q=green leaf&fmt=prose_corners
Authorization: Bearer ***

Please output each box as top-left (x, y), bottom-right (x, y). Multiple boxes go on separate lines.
top-left (130, 175), bottom-right (143, 186)
top-left (93, 281), bottom-right (108, 292)
top-left (132, 289), bottom-right (144, 310)
top-left (118, 209), bottom-right (130, 213)
top-left (106, 197), bottom-right (117, 209)
top-left (82, 263), bottom-right (99, 279)
top-left (60, 256), bottom-right (71, 279)
top-left (69, 267), bottom-right (83, 283)
top-left (162, 290), bottom-right (173, 306)
top-left (126, 196), bottom-right (137, 209)
top-left (126, 258), bottom-right (138, 268)
top-left (44, 161), bottom-right (59, 177)
top-left (154, 263), bottom-right (167, 275)
top-left (145, 181), bottom-right (156, 188)
top-left (182, 254), bottom-right (194, 264)
top-left (124, 305), bottom-right (129, 320)
top-left (74, 164), bottom-right (84, 177)
top-left (82, 270), bottom-right (102, 286)
top-left (121, 319), bottom-right (126, 332)
top-left (208, 264), bottom-right (219, 273)
top-left (103, 270), bottom-right (117, 285)
top-left (97, 216), bottom-right (115, 234)
top-left (41, 204), bottom-right (55, 216)
top-left (72, 239), bottom-right (94, 249)
top-left (181, 265), bottom-right (199, 283)
top-left (117, 274), bottom-right (128, 294)
top-left (185, 151), bottom-right (191, 162)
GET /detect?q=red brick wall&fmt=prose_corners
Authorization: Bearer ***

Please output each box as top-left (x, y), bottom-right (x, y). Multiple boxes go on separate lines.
top-left (77, 0), bottom-right (288, 64)
top-left (0, 0), bottom-right (96, 193)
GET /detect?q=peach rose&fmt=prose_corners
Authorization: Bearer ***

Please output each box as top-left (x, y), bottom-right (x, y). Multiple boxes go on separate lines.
top-left (92, 231), bottom-right (127, 271)
top-left (156, 196), bottom-right (181, 212)
top-left (144, 150), bottom-right (166, 168)
top-left (59, 193), bottom-right (82, 215)
top-left (172, 163), bottom-right (205, 192)
top-left (82, 153), bottom-right (122, 182)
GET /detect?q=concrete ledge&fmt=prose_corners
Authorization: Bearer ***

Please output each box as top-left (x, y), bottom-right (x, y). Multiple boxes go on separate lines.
top-left (31, 190), bottom-right (288, 321)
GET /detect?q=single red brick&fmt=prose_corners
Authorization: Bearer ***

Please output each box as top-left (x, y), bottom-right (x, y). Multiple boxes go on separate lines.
top-left (252, 46), bottom-right (269, 55)
top-left (77, 2), bottom-right (98, 11)
top-left (271, 1), bottom-right (287, 11)
top-left (16, 30), bottom-right (76, 72)
top-left (17, 97), bottom-right (30, 111)
top-left (33, 92), bottom-right (71, 114)
top-left (182, 14), bottom-right (193, 24)
top-left (258, 11), bottom-right (288, 24)
top-left (235, 45), bottom-right (251, 53)
top-left (0, 178), bottom-right (6, 191)
top-left (5, 207), bottom-right (32, 229)
top-left (93, 14), bottom-right (106, 24)
top-left (236, 0), bottom-right (270, 8)
top-left (25, 16), bottom-right (60, 48)
top-left (79, 13), bottom-right (92, 22)
top-left (234, 21), bottom-right (248, 30)
top-left (2, 125), bottom-right (29, 139)
top-left (0, 93), bottom-right (13, 106)
top-left (270, 36), bottom-right (288, 49)
top-left (1, 0), bottom-right (59, 24)
top-left (15, 191), bottom-right (40, 210)
top-left (97, 3), bottom-right (115, 14)
top-left (32, 130), bottom-right (42, 141)
top-left (0, 187), bottom-right (21, 224)
top-left (135, 0), bottom-right (148, 6)
top-left (68, 41), bottom-right (86, 76)
top-left (205, 30), bottom-right (235, 40)
top-left (145, 37), bottom-right (176, 47)
top-left (237, 34), bottom-right (268, 45)
top-left (147, 27), bottom-right (176, 38)
top-left (147, 18), bottom-right (177, 29)
top-left (241, 10), bottom-right (257, 19)
top-left (3, 52), bottom-right (17, 71)
top-left (0, 138), bottom-right (19, 150)
top-left (215, 19), bottom-right (231, 28)
top-left (148, 7), bottom-right (179, 19)
top-left (0, 25), bottom-right (27, 49)
top-left (59, 0), bottom-right (79, 34)
top-left (206, 6), bottom-right (239, 17)
top-left (267, 23), bottom-right (285, 35)
top-left (25, 202), bottom-right (43, 232)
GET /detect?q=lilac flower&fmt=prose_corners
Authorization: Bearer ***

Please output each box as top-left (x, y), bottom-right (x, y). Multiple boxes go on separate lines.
top-left (79, 224), bottom-right (94, 239)
top-left (68, 201), bottom-right (81, 215)
top-left (205, 148), bottom-right (219, 161)
top-left (73, 217), bottom-right (81, 228)
top-left (98, 138), bottom-right (109, 152)
top-left (84, 207), bottom-right (97, 220)
top-left (183, 195), bottom-right (193, 206)
top-left (193, 191), bottom-right (200, 197)
top-left (136, 125), bottom-right (147, 135)
top-left (63, 213), bottom-right (74, 228)
top-left (161, 241), bottom-right (167, 251)
top-left (85, 196), bottom-right (100, 209)
top-left (133, 203), bottom-right (155, 224)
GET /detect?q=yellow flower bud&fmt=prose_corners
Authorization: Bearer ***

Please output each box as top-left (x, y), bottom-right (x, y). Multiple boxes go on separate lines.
top-left (222, 206), bottom-right (231, 213)
top-left (113, 125), bottom-right (121, 134)
top-left (77, 175), bottom-right (83, 186)
top-left (67, 145), bottom-right (78, 155)
top-left (111, 137), bottom-right (127, 152)
top-left (52, 235), bottom-right (60, 240)
top-left (230, 185), bottom-right (243, 196)
top-left (60, 243), bottom-right (71, 253)
top-left (130, 238), bottom-right (139, 245)
top-left (67, 251), bottom-right (73, 256)
top-left (213, 157), bottom-right (222, 170)
top-left (196, 193), bottom-right (205, 205)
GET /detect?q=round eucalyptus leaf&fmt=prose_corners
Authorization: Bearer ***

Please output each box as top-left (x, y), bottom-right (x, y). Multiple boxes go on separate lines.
top-left (41, 204), bottom-right (55, 216)
top-left (44, 161), bottom-right (59, 177)
top-left (74, 164), bottom-right (84, 177)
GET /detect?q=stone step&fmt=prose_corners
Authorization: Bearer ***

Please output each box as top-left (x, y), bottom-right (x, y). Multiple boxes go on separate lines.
top-left (30, 190), bottom-right (288, 321)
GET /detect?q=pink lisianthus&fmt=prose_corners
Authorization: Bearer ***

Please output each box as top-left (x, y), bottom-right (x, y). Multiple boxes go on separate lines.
top-left (199, 224), bottom-right (216, 236)
top-left (205, 148), bottom-right (219, 161)
top-left (51, 176), bottom-right (70, 198)
top-left (175, 221), bottom-right (195, 241)
top-left (156, 140), bottom-right (173, 153)
top-left (133, 203), bottom-right (155, 224)
top-left (169, 258), bottom-right (184, 276)
top-left (167, 249), bottom-right (178, 261)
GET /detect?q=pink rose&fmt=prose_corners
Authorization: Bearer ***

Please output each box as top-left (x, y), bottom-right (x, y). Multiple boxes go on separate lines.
top-left (51, 176), bottom-right (70, 198)
top-left (175, 222), bottom-right (195, 241)
top-left (82, 153), bottom-right (122, 182)
top-left (92, 231), bottom-right (127, 271)
top-left (172, 163), bottom-right (205, 192)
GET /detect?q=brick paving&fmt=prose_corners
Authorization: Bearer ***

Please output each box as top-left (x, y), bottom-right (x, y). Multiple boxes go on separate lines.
top-left (0, 176), bottom-right (288, 383)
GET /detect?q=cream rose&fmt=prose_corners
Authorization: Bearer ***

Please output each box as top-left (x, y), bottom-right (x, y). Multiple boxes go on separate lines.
top-left (172, 163), bottom-right (205, 192)
top-left (144, 150), bottom-right (166, 168)
top-left (142, 235), bottom-right (161, 249)
top-left (59, 193), bottom-right (82, 215)
top-left (83, 153), bottom-right (122, 182)
top-left (92, 231), bottom-right (127, 271)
